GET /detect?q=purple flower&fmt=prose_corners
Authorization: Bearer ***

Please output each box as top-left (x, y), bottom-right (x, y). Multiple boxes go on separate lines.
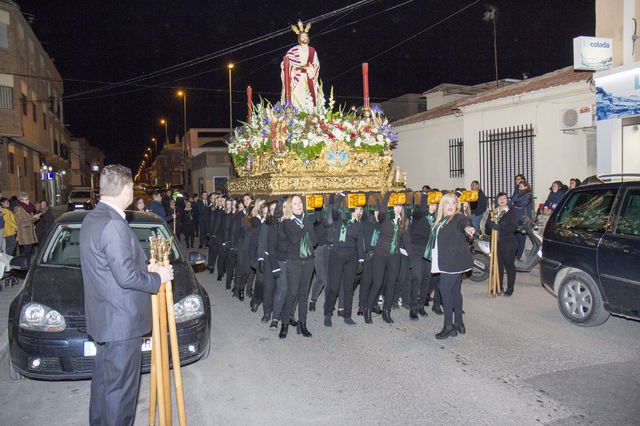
top-left (371, 105), bottom-right (384, 115)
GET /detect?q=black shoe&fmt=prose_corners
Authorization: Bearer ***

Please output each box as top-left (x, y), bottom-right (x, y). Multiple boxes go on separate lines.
top-left (261, 314), bottom-right (270, 323)
top-left (208, 268), bottom-right (214, 274)
top-left (225, 283), bottom-right (231, 290)
top-left (324, 315), bottom-right (332, 327)
top-left (238, 289), bottom-right (245, 301)
top-left (309, 300), bottom-right (316, 312)
top-left (231, 288), bottom-right (238, 298)
top-left (364, 309), bottom-right (372, 324)
top-left (504, 289), bottom-right (513, 296)
top-left (372, 305), bottom-right (382, 315)
top-left (344, 317), bottom-right (356, 325)
top-left (250, 301), bottom-right (259, 312)
top-left (357, 307), bottom-right (364, 316)
top-left (382, 310), bottom-right (394, 324)
top-left (418, 307), bottom-right (428, 317)
top-left (289, 319), bottom-right (298, 327)
top-left (269, 319), bottom-right (279, 330)
top-left (391, 303), bottom-right (399, 310)
top-left (337, 309), bottom-right (344, 317)
top-left (455, 322), bottom-right (466, 334)
top-left (435, 325), bottom-right (458, 340)
top-left (297, 322), bottom-right (312, 337)
top-left (279, 324), bottom-right (288, 339)
top-left (217, 275), bottom-right (223, 282)
top-left (432, 306), bottom-right (443, 315)
top-left (247, 288), bottom-right (253, 298)
top-left (409, 309), bottom-right (419, 321)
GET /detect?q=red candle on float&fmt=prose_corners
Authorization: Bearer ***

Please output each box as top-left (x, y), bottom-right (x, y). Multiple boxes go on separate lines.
top-left (283, 56), bottom-right (291, 103)
top-left (362, 63), bottom-right (370, 109)
top-left (247, 85), bottom-right (253, 120)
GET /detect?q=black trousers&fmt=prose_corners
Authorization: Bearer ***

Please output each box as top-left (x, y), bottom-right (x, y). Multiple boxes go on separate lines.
top-left (207, 236), bottom-right (218, 270)
top-left (358, 252), bottom-right (375, 309)
top-left (368, 254), bottom-right (401, 311)
top-left (90, 337), bottom-right (142, 426)
top-left (498, 238), bottom-right (518, 292)
top-left (198, 220), bottom-right (208, 247)
top-left (180, 228), bottom-right (195, 248)
top-left (260, 260), bottom-right (276, 317)
top-left (408, 255), bottom-right (424, 310)
top-left (396, 255), bottom-right (411, 305)
top-left (417, 258), bottom-right (432, 308)
top-left (439, 273), bottom-right (463, 328)
top-left (216, 241), bottom-right (226, 277)
top-left (324, 250), bottom-right (357, 318)
top-left (225, 249), bottom-right (237, 289)
top-left (281, 258), bottom-right (314, 324)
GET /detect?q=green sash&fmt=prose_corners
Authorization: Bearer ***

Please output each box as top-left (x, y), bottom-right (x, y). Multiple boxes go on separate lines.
top-left (295, 216), bottom-right (314, 258)
top-left (371, 228), bottom-right (380, 247)
top-left (389, 219), bottom-right (399, 255)
top-left (423, 217), bottom-right (446, 261)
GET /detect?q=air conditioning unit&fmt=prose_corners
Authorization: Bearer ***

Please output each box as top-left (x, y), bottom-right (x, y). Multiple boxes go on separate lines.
top-left (561, 106), bottom-right (594, 130)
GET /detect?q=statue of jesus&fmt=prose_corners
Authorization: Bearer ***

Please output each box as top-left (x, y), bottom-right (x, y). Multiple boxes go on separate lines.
top-left (281, 20), bottom-right (320, 112)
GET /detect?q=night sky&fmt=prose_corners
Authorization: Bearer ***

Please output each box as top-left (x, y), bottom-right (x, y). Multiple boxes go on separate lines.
top-left (16, 0), bottom-right (595, 169)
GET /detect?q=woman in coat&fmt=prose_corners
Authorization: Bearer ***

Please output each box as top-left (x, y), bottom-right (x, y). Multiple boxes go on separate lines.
top-left (424, 192), bottom-right (475, 339)
top-left (279, 194), bottom-right (317, 339)
top-left (256, 201), bottom-right (280, 324)
top-left (542, 181), bottom-right (566, 214)
top-left (179, 200), bottom-right (197, 248)
top-left (35, 200), bottom-right (55, 244)
top-left (485, 192), bottom-right (519, 296)
top-left (14, 192), bottom-right (41, 257)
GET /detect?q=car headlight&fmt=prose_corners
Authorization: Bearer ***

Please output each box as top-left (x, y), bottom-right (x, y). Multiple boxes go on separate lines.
top-left (19, 303), bottom-right (66, 332)
top-left (173, 295), bottom-right (204, 323)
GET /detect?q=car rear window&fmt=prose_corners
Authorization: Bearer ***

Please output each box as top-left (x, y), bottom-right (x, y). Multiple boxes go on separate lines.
top-left (616, 188), bottom-right (640, 236)
top-left (41, 223), bottom-right (180, 267)
top-left (556, 189), bottom-right (617, 232)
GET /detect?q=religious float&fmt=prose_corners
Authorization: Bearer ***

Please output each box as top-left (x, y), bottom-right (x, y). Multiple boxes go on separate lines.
top-left (227, 20), bottom-right (406, 196)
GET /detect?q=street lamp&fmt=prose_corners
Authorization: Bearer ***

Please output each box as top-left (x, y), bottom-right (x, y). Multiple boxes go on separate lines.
top-left (177, 90), bottom-right (187, 136)
top-left (151, 137), bottom-right (157, 157)
top-left (227, 63), bottom-right (234, 129)
top-left (160, 119), bottom-right (168, 147)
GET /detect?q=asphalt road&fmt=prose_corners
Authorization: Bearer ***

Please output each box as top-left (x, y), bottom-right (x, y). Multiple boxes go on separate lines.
top-left (0, 254), bottom-right (638, 425)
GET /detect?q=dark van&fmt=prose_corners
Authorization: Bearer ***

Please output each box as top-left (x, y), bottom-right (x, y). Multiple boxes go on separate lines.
top-left (540, 176), bottom-right (640, 326)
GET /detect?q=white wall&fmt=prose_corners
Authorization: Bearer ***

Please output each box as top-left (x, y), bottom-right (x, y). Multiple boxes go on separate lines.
top-left (393, 115), bottom-right (464, 191)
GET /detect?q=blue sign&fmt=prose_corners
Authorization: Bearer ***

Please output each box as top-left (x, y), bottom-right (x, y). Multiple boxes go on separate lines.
top-left (47, 172), bottom-right (55, 180)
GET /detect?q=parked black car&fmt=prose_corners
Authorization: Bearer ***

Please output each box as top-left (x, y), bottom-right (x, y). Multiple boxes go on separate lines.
top-left (541, 176), bottom-right (640, 326)
top-left (8, 210), bottom-right (211, 380)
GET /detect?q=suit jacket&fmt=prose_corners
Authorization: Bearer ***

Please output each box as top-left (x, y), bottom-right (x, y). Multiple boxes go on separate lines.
top-left (196, 200), bottom-right (209, 223)
top-left (80, 202), bottom-right (161, 342)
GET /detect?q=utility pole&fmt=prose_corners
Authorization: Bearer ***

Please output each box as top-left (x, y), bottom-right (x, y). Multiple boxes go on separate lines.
top-left (483, 5), bottom-right (499, 87)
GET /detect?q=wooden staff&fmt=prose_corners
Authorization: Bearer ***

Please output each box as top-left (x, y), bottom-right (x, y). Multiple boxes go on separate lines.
top-left (148, 238), bottom-right (166, 426)
top-left (487, 209), bottom-right (501, 297)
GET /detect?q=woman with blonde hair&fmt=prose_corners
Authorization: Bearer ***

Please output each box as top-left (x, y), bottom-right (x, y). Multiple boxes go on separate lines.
top-left (14, 192), bottom-right (41, 257)
top-left (424, 192), bottom-right (475, 339)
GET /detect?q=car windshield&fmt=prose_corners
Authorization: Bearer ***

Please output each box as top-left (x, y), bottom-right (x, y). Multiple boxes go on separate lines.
top-left (70, 191), bottom-right (92, 199)
top-left (40, 223), bottom-right (181, 267)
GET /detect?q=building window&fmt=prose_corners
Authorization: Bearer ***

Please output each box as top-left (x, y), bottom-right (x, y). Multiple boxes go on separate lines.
top-left (43, 112), bottom-right (46, 129)
top-left (8, 152), bottom-right (14, 174)
top-left (448, 137), bottom-right (464, 178)
top-left (0, 22), bottom-right (8, 49)
top-left (21, 95), bottom-right (27, 115)
top-left (48, 96), bottom-right (55, 112)
top-left (478, 124), bottom-right (535, 202)
top-left (0, 85), bottom-right (13, 110)
top-left (23, 157), bottom-right (28, 176)
top-left (32, 103), bottom-right (37, 122)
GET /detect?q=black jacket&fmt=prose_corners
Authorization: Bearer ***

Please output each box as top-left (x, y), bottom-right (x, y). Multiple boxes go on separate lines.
top-left (409, 193), bottom-right (431, 255)
top-left (485, 207), bottom-right (519, 244)
top-left (435, 213), bottom-right (473, 273)
top-left (330, 194), bottom-right (365, 260)
top-left (179, 208), bottom-right (196, 231)
top-left (281, 214), bottom-right (317, 261)
top-left (374, 192), bottom-right (412, 257)
top-left (257, 221), bottom-right (280, 272)
top-left (195, 199), bottom-right (209, 223)
top-left (470, 189), bottom-right (488, 216)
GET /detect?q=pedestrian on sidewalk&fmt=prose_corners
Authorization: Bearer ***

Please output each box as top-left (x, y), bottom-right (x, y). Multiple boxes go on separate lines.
top-left (1, 198), bottom-right (17, 256)
top-left (80, 164), bottom-right (173, 426)
top-left (14, 192), bottom-right (40, 258)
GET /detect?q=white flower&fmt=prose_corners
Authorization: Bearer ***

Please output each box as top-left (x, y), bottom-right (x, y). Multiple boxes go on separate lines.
top-left (331, 128), bottom-right (344, 141)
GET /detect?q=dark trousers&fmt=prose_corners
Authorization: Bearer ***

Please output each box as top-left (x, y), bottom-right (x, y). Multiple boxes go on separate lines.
top-left (498, 238), bottom-right (518, 292)
top-left (310, 244), bottom-right (331, 301)
top-left (358, 252), bottom-right (375, 309)
top-left (273, 261), bottom-right (288, 320)
top-left (260, 260), bottom-right (276, 317)
top-left (19, 244), bottom-right (33, 257)
top-left (252, 268), bottom-right (264, 306)
top-left (324, 251), bottom-right (357, 318)
top-left (281, 258), bottom-right (314, 324)
top-left (417, 258), bottom-right (432, 308)
top-left (516, 229), bottom-right (526, 258)
top-left (225, 249), bottom-right (237, 289)
top-left (216, 241), bottom-right (226, 277)
top-left (198, 220), bottom-right (208, 247)
top-left (90, 337), bottom-right (142, 426)
top-left (180, 228), bottom-right (195, 248)
top-left (408, 255), bottom-right (424, 310)
top-left (368, 254), bottom-right (401, 311)
top-left (396, 255), bottom-right (411, 305)
top-left (207, 237), bottom-right (218, 270)
top-left (439, 273), bottom-right (463, 328)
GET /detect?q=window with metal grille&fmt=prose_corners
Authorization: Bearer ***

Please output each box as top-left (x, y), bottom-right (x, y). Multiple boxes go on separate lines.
top-left (32, 102), bottom-right (37, 122)
top-left (43, 112), bottom-right (46, 129)
top-left (478, 124), bottom-right (535, 202)
top-left (449, 137), bottom-right (464, 178)
top-left (0, 85), bottom-right (13, 110)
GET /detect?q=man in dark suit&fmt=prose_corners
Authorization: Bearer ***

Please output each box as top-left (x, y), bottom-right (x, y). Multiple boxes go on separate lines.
top-left (80, 164), bottom-right (174, 426)
top-left (196, 191), bottom-right (209, 248)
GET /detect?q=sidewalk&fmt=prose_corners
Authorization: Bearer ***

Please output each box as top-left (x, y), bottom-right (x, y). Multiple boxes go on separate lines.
top-left (0, 280), bottom-right (21, 358)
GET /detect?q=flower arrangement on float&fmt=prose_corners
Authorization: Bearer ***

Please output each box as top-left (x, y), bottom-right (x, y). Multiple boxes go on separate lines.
top-left (227, 88), bottom-right (399, 167)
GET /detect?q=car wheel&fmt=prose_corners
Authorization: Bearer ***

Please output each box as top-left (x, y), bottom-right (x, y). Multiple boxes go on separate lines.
top-left (468, 254), bottom-right (489, 282)
top-left (9, 355), bottom-right (25, 381)
top-left (557, 272), bottom-right (609, 326)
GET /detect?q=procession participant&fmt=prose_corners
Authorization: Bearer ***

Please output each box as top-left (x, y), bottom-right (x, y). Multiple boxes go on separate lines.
top-left (364, 192), bottom-right (412, 324)
top-left (14, 192), bottom-right (41, 257)
top-left (224, 198), bottom-right (243, 291)
top-left (281, 20), bottom-right (320, 112)
top-left (213, 196), bottom-right (230, 281)
top-left (249, 199), bottom-right (267, 312)
top-left (256, 201), bottom-right (280, 323)
top-left (419, 200), bottom-right (439, 316)
top-left (80, 164), bottom-right (173, 426)
top-left (178, 200), bottom-right (197, 248)
top-left (196, 191), bottom-right (209, 248)
top-left (407, 191), bottom-right (431, 320)
top-left (215, 197), bottom-right (234, 281)
top-left (485, 192), bottom-right (519, 296)
top-left (232, 200), bottom-right (253, 301)
top-left (469, 180), bottom-right (488, 233)
top-left (323, 193), bottom-right (365, 326)
top-left (279, 195), bottom-right (317, 338)
top-left (355, 195), bottom-right (380, 316)
top-left (394, 190), bottom-right (415, 310)
top-left (424, 192), bottom-right (475, 339)
top-left (309, 197), bottom-right (333, 313)
top-left (206, 194), bottom-right (224, 274)
top-left (269, 198), bottom-right (289, 331)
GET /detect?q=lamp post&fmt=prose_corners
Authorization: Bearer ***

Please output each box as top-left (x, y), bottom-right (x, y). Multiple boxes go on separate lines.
top-left (177, 90), bottom-right (187, 136)
top-left (227, 63), bottom-right (234, 129)
top-left (151, 137), bottom-right (158, 157)
top-left (160, 119), bottom-right (168, 147)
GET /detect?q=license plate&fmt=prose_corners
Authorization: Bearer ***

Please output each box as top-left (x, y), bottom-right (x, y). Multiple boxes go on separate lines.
top-left (84, 341), bottom-right (97, 357)
top-left (141, 337), bottom-right (152, 352)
